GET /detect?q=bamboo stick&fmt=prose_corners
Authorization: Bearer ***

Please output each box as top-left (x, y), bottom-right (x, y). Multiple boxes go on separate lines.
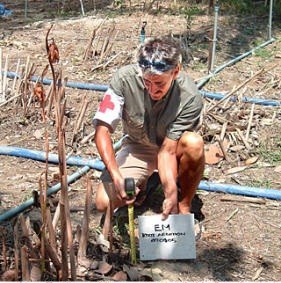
top-left (0, 48), bottom-right (2, 102)
top-left (80, 131), bottom-right (95, 144)
top-left (46, 208), bottom-right (57, 250)
top-left (71, 94), bottom-right (89, 145)
top-left (220, 121), bottom-right (228, 141)
top-left (44, 240), bottom-right (61, 279)
top-left (19, 215), bottom-right (42, 281)
top-left (2, 54), bottom-right (9, 101)
top-left (245, 103), bottom-right (255, 141)
top-left (13, 219), bottom-right (19, 280)
top-left (236, 128), bottom-right (251, 150)
top-left (78, 177), bottom-right (93, 259)
top-left (218, 139), bottom-right (230, 162)
top-left (52, 203), bottom-right (60, 230)
top-left (57, 79), bottom-right (76, 280)
top-left (12, 59), bottom-right (20, 92)
top-left (21, 246), bottom-right (30, 281)
top-left (1, 228), bottom-right (7, 271)
top-left (22, 56), bottom-right (30, 116)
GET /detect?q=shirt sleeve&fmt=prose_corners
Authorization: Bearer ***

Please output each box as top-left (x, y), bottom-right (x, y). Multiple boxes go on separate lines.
top-left (166, 94), bottom-right (203, 140)
top-left (93, 87), bottom-right (124, 133)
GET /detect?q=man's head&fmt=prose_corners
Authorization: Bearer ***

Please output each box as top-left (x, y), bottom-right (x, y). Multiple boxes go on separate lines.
top-left (137, 36), bottom-right (182, 100)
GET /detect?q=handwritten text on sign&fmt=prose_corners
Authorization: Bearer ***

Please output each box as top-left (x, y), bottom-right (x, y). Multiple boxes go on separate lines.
top-left (138, 214), bottom-right (196, 260)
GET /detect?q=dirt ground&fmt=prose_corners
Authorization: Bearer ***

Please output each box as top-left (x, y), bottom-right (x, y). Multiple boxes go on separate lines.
top-left (0, 0), bottom-right (281, 281)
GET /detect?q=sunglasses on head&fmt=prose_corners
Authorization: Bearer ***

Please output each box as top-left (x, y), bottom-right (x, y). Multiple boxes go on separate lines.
top-left (138, 58), bottom-right (173, 72)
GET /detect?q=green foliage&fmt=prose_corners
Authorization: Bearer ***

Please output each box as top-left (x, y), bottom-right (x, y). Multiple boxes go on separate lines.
top-left (219, 0), bottom-right (268, 15)
top-left (258, 137), bottom-right (281, 164)
top-left (247, 178), bottom-right (273, 188)
top-left (274, 0), bottom-right (281, 17)
top-left (253, 48), bottom-right (273, 59)
top-left (180, 5), bottom-right (205, 18)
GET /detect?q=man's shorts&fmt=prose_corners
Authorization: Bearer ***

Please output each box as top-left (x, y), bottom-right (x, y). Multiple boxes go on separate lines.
top-left (100, 142), bottom-right (158, 191)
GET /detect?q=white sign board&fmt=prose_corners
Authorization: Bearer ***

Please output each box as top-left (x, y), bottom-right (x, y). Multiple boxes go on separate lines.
top-left (138, 214), bottom-right (196, 261)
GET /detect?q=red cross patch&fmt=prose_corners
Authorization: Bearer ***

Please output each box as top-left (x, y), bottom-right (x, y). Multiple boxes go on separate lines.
top-left (98, 94), bottom-right (115, 113)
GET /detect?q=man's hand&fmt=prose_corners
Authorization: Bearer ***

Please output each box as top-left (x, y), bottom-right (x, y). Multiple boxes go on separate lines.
top-left (161, 190), bottom-right (178, 220)
top-left (112, 175), bottom-right (138, 206)
top-left (157, 137), bottom-right (179, 220)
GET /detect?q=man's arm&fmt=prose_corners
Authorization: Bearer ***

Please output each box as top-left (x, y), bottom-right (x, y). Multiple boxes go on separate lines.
top-left (94, 122), bottom-right (127, 201)
top-left (157, 136), bottom-right (179, 220)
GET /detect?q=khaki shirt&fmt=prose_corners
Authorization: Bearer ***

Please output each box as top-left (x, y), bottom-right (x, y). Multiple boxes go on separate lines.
top-left (96, 64), bottom-right (203, 148)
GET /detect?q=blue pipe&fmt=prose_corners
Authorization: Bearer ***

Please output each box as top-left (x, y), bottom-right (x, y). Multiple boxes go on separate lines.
top-left (200, 90), bottom-right (280, 106)
top-left (0, 137), bottom-right (127, 222)
top-left (5, 71), bottom-right (109, 92)
top-left (0, 134), bottom-right (126, 171)
top-left (3, 71), bottom-right (279, 107)
top-left (0, 146), bottom-right (105, 170)
top-left (0, 166), bottom-right (92, 223)
top-left (1, 145), bottom-right (281, 222)
top-left (199, 181), bottom-right (281, 200)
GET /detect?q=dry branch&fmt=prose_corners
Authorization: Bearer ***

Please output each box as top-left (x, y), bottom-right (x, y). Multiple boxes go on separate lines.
top-left (245, 103), bottom-right (255, 141)
top-left (13, 221), bottom-right (20, 281)
top-left (46, 208), bottom-right (57, 250)
top-left (207, 64), bottom-right (277, 112)
top-left (83, 17), bottom-right (108, 60)
top-left (19, 215), bottom-right (42, 281)
top-left (220, 195), bottom-right (266, 204)
top-left (71, 94), bottom-right (89, 146)
top-left (20, 246), bottom-right (30, 281)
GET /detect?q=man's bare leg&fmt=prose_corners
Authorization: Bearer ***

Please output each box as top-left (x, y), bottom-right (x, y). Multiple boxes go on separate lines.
top-left (95, 182), bottom-right (125, 239)
top-left (176, 132), bottom-right (205, 214)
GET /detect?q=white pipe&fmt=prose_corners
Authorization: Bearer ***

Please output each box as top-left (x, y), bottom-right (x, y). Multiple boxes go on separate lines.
top-left (24, 0), bottom-right (28, 20)
top-left (268, 0), bottom-right (273, 40)
top-left (197, 38), bottom-right (275, 89)
top-left (79, 0), bottom-right (85, 16)
top-left (210, 3), bottom-right (219, 72)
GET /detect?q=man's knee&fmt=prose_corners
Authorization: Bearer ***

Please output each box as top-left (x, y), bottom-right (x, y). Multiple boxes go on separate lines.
top-left (178, 132), bottom-right (204, 160)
